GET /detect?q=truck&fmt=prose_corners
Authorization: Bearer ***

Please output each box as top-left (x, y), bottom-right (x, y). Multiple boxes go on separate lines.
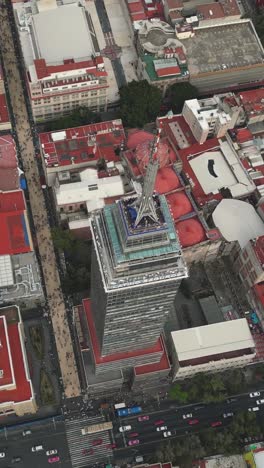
top-left (116, 406), bottom-right (142, 417)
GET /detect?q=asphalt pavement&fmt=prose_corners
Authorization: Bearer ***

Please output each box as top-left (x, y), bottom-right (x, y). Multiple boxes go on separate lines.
top-left (0, 418), bottom-right (71, 468)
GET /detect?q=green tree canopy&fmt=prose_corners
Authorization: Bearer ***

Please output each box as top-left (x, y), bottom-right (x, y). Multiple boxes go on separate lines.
top-left (169, 383), bottom-right (188, 403)
top-left (167, 82), bottom-right (198, 113)
top-left (119, 80), bottom-right (162, 128)
top-left (45, 106), bottom-right (101, 131)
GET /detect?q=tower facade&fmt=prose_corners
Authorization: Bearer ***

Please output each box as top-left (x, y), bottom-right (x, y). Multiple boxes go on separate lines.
top-left (90, 137), bottom-right (188, 359)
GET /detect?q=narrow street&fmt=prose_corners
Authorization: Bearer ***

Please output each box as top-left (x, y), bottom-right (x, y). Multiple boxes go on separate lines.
top-left (0, 1), bottom-right (80, 399)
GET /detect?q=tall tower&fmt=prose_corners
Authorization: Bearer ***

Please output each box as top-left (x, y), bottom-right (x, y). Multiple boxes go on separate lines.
top-left (90, 130), bottom-right (188, 359)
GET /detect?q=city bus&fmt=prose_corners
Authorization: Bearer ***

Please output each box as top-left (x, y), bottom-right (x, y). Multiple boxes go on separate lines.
top-left (116, 406), bottom-right (142, 417)
top-left (81, 421), bottom-right (113, 435)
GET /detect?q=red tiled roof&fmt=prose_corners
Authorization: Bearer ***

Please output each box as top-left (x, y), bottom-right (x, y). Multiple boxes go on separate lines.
top-left (0, 135), bottom-right (19, 192)
top-left (221, 0), bottom-right (240, 16)
top-left (0, 191), bottom-right (32, 256)
top-left (176, 218), bottom-right (206, 247)
top-left (236, 127), bottom-right (253, 143)
top-left (155, 167), bottom-right (181, 194)
top-left (127, 129), bottom-right (154, 149)
top-left (128, 1), bottom-right (145, 13)
top-left (158, 114), bottom-right (197, 150)
top-left (83, 298), bottom-right (163, 363)
top-left (166, 191), bottom-right (193, 219)
top-left (0, 93), bottom-right (10, 124)
top-left (197, 3), bottom-right (225, 19)
top-left (0, 317), bottom-right (13, 387)
top-left (131, 11), bottom-right (147, 20)
top-left (0, 320), bottom-right (32, 404)
top-left (253, 236), bottom-right (264, 266)
top-left (134, 340), bottom-right (170, 375)
top-left (167, 0), bottom-right (183, 9)
top-left (254, 283), bottom-right (264, 307)
top-left (156, 66), bottom-right (181, 77)
top-left (34, 57), bottom-right (106, 80)
top-left (39, 120), bottom-right (125, 168)
top-left (239, 88), bottom-right (264, 117)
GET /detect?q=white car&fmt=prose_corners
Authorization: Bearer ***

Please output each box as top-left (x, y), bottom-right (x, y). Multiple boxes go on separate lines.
top-left (0, 453), bottom-right (5, 458)
top-left (256, 399), bottom-right (264, 405)
top-left (223, 412), bottom-right (234, 418)
top-left (248, 407), bottom-right (259, 412)
top-left (156, 426), bottom-right (167, 432)
top-left (22, 430), bottom-right (31, 436)
top-left (183, 413), bottom-right (192, 419)
top-left (163, 431), bottom-right (172, 438)
top-left (32, 445), bottom-right (44, 452)
top-left (250, 392), bottom-right (260, 398)
top-left (46, 450), bottom-right (58, 456)
top-left (119, 425), bottom-right (131, 433)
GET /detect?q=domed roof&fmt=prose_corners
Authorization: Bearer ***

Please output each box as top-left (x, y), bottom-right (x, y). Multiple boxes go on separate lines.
top-left (155, 167), bottom-right (180, 194)
top-left (167, 192), bottom-right (192, 220)
top-left (126, 130), bottom-right (154, 150)
top-left (212, 199), bottom-right (264, 248)
top-left (176, 219), bottom-right (206, 247)
top-left (136, 140), bottom-right (172, 171)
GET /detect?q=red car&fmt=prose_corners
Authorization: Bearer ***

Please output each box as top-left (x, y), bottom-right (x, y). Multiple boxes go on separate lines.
top-left (189, 419), bottom-right (199, 425)
top-left (155, 420), bottom-right (165, 426)
top-left (138, 415), bottom-right (149, 422)
top-left (128, 439), bottom-right (139, 446)
top-left (211, 421), bottom-right (222, 428)
top-left (92, 439), bottom-right (103, 446)
top-left (48, 457), bottom-right (60, 464)
top-left (128, 432), bottom-right (139, 438)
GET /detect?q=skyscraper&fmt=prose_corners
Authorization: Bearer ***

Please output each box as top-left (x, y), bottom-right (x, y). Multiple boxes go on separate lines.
top-left (90, 131), bottom-right (188, 362)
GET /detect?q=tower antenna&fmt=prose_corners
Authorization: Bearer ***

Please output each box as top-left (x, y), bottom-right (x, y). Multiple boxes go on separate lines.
top-left (134, 126), bottom-right (162, 227)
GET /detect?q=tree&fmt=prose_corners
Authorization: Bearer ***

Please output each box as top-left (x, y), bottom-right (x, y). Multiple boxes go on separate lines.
top-left (119, 80), bottom-right (162, 128)
top-left (45, 106), bottom-right (101, 131)
top-left (51, 227), bottom-right (75, 252)
top-left (225, 368), bottom-right (246, 394)
top-left (169, 383), bottom-right (188, 403)
top-left (167, 82), bottom-right (198, 113)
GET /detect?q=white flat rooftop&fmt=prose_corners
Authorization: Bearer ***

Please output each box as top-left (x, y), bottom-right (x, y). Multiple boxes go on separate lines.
top-left (171, 319), bottom-right (254, 361)
top-left (31, 4), bottom-right (94, 64)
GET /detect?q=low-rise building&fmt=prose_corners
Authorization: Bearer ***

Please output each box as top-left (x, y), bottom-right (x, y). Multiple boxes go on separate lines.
top-left (0, 305), bottom-right (36, 416)
top-left (171, 319), bottom-right (255, 380)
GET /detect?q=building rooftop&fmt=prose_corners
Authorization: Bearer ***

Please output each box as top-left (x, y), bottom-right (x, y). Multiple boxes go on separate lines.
top-left (157, 113), bottom-right (197, 150)
top-left (31, 4), bottom-right (95, 65)
top-left (134, 339), bottom-right (170, 375)
top-left (142, 53), bottom-right (187, 82)
top-left (196, 3), bottom-right (225, 20)
top-left (176, 217), bottom-right (206, 247)
top-left (171, 318), bottom-right (254, 361)
top-left (213, 199), bottom-right (264, 248)
top-left (0, 306), bottom-right (33, 405)
top-left (0, 191), bottom-right (32, 256)
top-left (239, 88), bottom-right (264, 118)
top-left (253, 236), bottom-right (264, 266)
top-left (0, 135), bottom-right (19, 191)
top-left (182, 20), bottom-right (264, 75)
top-left (39, 120), bottom-right (125, 169)
top-left (0, 93), bottom-right (10, 128)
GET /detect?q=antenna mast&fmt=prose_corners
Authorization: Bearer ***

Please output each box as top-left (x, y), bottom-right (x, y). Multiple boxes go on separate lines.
top-left (134, 127), bottom-right (162, 227)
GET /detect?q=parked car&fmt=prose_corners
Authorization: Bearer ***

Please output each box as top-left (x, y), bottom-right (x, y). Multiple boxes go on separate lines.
top-left (48, 457), bottom-right (60, 464)
top-left (138, 415), bottom-right (149, 422)
top-left (163, 431), bottom-right (172, 437)
top-left (249, 407), bottom-right (259, 412)
top-left (119, 425), bottom-right (132, 433)
top-left (183, 413), bottom-right (192, 419)
top-left (189, 419), bottom-right (199, 425)
top-left (92, 439), bottom-right (103, 446)
top-left (223, 413), bottom-right (234, 418)
top-left (211, 421), bottom-right (222, 427)
top-left (22, 430), bottom-right (31, 436)
top-left (46, 450), bottom-right (58, 456)
top-left (128, 439), bottom-right (139, 446)
top-left (156, 426), bottom-right (167, 432)
top-left (250, 392), bottom-right (260, 398)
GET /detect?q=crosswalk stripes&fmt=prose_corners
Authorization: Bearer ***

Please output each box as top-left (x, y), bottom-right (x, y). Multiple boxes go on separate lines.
top-left (65, 416), bottom-right (114, 468)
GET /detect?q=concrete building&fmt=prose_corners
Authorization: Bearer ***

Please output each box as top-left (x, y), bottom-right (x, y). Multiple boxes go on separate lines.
top-left (14, 1), bottom-right (109, 121)
top-left (171, 319), bottom-right (255, 380)
top-left (39, 120), bottom-right (125, 186)
top-left (182, 98), bottom-right (232, 144)
top-left (0, 305), bottom-right (36, 416)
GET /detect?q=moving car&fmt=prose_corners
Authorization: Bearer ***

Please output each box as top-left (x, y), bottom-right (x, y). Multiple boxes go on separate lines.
top-left (128, 432), bottom-right (139, 438)
top-left (138, 415), bottom-right (149, 422)
top-left (256, 399), bottom-right (264, 405)
top-left (250, 392), bottom-right (260, 398)
top-left (11, 457), bottom-right (22, 464)
top-left (223, 413), bottom-right (234, 418)
top-left (32, 445), bottom-right (44, 452)
top-left (227, 398), bottom-right (237, 403)
top-left (155, 420), bottom-right (165, 426)
top-left (0, 453), bottom-right (5, 458)
top-left (156, 426), bottom-right (167, 432)
top-left (46, 450), bottom-right (58, 456)
top-left (248, 407), bottom-right (259, 412)
top-left (48, 457), bottom-right (60, 464)
top-left (22, 430), bottom-right (31, 436)
top-left (211, 421), bottom-right (222, 427)
top-left (92, 439), bottom-right (103, 446)
top-left (128, 439), bottom-right (139, 446)
top-left (189, 419), bottom-right (199, 425)
top-left (119, 425), bottom-right (132, 432)
top-left (183, 413), bottom-right (192, 419)
top-left (163, 431), bottom-right (172, 437)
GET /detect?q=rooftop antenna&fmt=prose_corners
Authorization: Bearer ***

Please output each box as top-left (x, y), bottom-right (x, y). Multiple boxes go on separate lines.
top-left (134, 126), bottom-right (162, 227)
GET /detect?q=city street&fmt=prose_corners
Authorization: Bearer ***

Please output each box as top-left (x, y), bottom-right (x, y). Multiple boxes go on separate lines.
top-left (0, 0), bottom-right (80, 399)
top-left (0, 417), bottom-right (71, 468)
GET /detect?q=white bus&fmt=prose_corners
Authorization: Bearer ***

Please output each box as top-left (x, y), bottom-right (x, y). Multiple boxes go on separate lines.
top-left (81, 421), bottom-right (113, 435)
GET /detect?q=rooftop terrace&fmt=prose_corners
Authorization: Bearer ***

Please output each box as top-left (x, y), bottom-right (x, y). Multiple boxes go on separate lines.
top-left (182, 20), bottom-right (264, 75)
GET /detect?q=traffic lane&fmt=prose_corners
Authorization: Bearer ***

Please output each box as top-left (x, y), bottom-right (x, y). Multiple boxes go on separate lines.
top-left (0, 420), bottom-right (66, 442)
top-left (0, 425), bottom-right (71, 468)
